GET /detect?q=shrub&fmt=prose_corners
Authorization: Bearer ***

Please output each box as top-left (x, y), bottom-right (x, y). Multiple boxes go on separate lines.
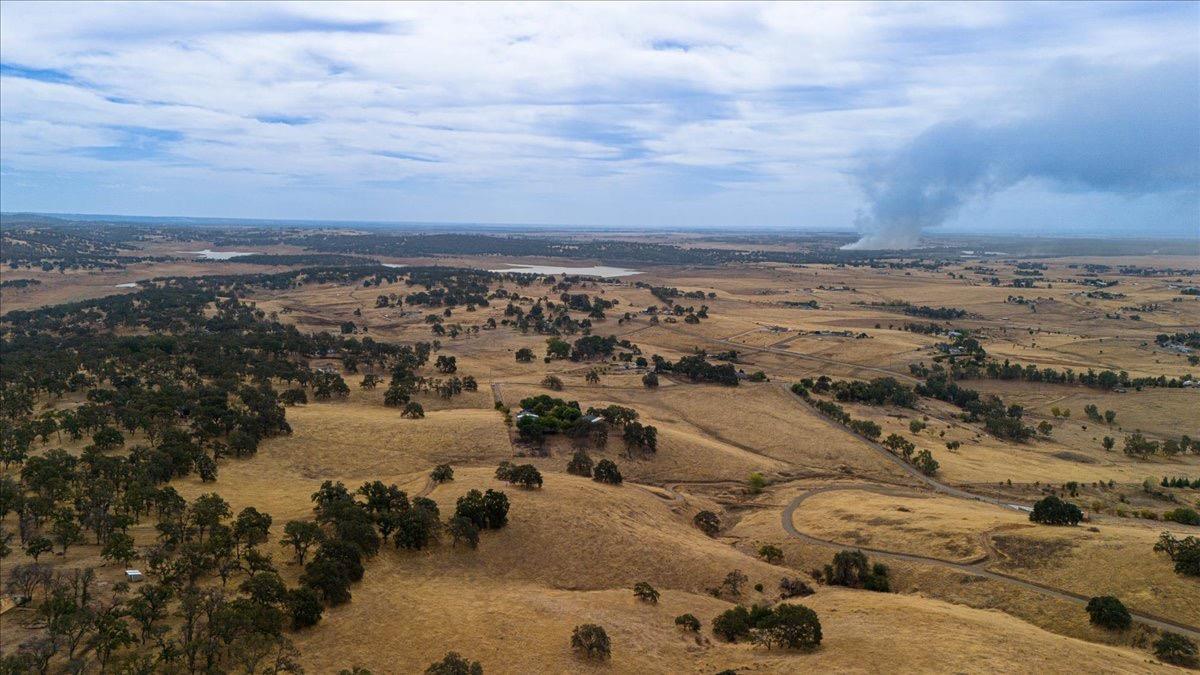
top-left (693, 510), bottom-right (721, 536)
top-left (675, 613), bottom-right (701, 632)
top-left (1154, 632), bottom-right (1198, 667)
top-left (571, 624), bottom-right (611, 660)
top-left (1164, 507), bottom-right (1200, 526)
top-left (592, 459), bottom-right (622, 485)
top-left (747, 472), bottom-right (767, 494)
top-left (633, 582), bottom-right (660, 604)
top-left (402, 402), bottom-right (425, 419)
top-left (1085, 596), bottom-right (1131, 630)
top-left (751, 603), bottom-right (822, 651)
top-left (566, 450), bottom-right (593, 477)
top-left (779, 577), bottom-right (815, 599)
top-left (642, 372), bottom-right (659, 388)
top-left (758, 544), bottom-right (784, 564)
top-left (425, 652), bottom-right (483, 675)
top-left (1029, 495), bottom-right (1083, 526)
top-left (541, 375), bottom-right (564, 391)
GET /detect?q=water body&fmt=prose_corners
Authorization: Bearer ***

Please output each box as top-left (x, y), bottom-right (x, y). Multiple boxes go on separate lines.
top-left (182, 249), bottom-right (259, 260)
top-left (487, 264), bottom-right (642, 277)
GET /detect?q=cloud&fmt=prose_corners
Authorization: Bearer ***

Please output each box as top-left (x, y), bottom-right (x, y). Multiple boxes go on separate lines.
top-left (0, 1), bottom-right (1196, 231)
top-left (845, 58), bottom-right (1199, 249)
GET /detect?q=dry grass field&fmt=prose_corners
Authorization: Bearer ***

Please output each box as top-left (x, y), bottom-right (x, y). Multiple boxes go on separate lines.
top-left (3, 245), bottom-right (1199, 672)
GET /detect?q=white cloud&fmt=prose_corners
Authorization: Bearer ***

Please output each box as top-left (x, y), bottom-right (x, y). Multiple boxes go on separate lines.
top-left (0, 1), bottom-right (1195, 231)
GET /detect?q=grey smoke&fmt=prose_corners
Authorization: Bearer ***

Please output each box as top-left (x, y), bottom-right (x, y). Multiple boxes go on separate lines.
top-left (844, 59), bottom-right (1200, 249)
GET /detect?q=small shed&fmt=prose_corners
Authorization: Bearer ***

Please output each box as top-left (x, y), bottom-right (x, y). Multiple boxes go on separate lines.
top-left (515, 410), bottom-right (539, 421)
top-left (125, 569), bottom-right (145, 583)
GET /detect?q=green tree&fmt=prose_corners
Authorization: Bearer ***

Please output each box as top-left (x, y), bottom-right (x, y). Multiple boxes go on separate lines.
top-left (633, 582), bottom-right (659, 604)
top-left (448, 516), bottom-right (480, 549)
top-left (570, 624), bottom-right (611, 660)
top-left (24, 535), bottom-right (52, 562)
top-left (281, 520), bottom-right (325, 565)
top-left (1029, 495), bottom-right (1083, 526)
top-left (101, 532), bottom-right (138, 567)
top-left (566, 450), bottom-right (593, 477)
top-left (287, 586), bottom-right (324, 629)
top-left (758, 544), bottom-right (784, 564)
top-left (425, 652), bottom-right (483, 675)
top-left (592, 459), bottom-right (622, 485)
top-left (431, 464), bottom-right (454, 483)
top-left (675, 613), bottom-right (701, 632)
top-left (1085, 596), bottom-right (1131, 630)
top-left (752, 603), bottom-right (822, 651)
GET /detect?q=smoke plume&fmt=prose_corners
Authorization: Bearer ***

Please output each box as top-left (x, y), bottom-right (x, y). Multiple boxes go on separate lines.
top-left (844, 59), bottom-right (1199, 250)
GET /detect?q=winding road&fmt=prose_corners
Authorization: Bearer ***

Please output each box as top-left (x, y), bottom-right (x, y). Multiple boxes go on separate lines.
top-left (781, 483), bottom-right (1200, 640)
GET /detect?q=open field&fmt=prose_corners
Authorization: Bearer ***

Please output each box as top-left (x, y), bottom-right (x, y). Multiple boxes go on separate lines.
top-left (3, 233), bottom-right (1199, 672)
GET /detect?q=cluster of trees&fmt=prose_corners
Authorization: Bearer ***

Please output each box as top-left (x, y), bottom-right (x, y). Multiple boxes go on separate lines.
top-left (881, 434), bottom-right (940, 476)
top-left (711, 603), bottom-right (822, 651)
top-left (1029, 495), bottom-right (1084, 525)
top-left (636, 283), bottom-right (711, 303)
top-left (543, 334), bottom-right (637, 361)
top-left (851, 301), bottom-right (968, 320)
top-left (0, 222), bottom-right (166, 271)
top-left (504, 300), bottom-right (594, 336)
top-left (1082, 404), bottom-right (1117, 424)
top-left (3, 490), bottom-right (310, 672)
top-left (401, 267), bottom-right (498, 309)
top-left (567, 451), bottom-right (623, 485)
top-left (1161, 476), bottom-right (1200, 488)
top-left (817, 549), bottom-right (890, 592)
top-left (826, 377), bottom-right (916, 407)
top-left (1, 278), bottom-right (41, 288)
top-left (494, 462), bottom-right (543, 489)
top-left (912, 367), bottom-right (1034, 442)
top-left (1123, 433), bottom-right (1198, 458)
top-left (1154, 533), bottom-right (1200, 577)
top-left (652, 354), bottom-right (739, 386)
top-left (923, 356), bottom-right (1194, 391)
top-left (558, 292), bottom-right (615, 319)
top-left (791, 387), bottom-right (937, 475)
top-left (513, 397), bottom-right (656, 455)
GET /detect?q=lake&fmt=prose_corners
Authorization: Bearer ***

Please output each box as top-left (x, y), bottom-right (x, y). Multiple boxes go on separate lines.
top-left (487, 264), bottom-right (642, 277)
top-left (183, 249), bottom-right (259, 260)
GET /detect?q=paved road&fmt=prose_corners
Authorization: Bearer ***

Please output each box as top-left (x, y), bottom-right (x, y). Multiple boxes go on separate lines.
top-left (780, 383), bottom-right (1200, 535)
top-left (780, 483), bottom-right (1200, 640)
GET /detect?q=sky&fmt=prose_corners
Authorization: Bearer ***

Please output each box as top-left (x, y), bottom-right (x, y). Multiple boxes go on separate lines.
top-left (1, 1), bottom-right (1197, 242)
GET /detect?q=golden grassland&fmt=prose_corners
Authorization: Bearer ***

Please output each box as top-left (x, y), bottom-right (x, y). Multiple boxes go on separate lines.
top-left (4, 251), bottom-right (1200, 671)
